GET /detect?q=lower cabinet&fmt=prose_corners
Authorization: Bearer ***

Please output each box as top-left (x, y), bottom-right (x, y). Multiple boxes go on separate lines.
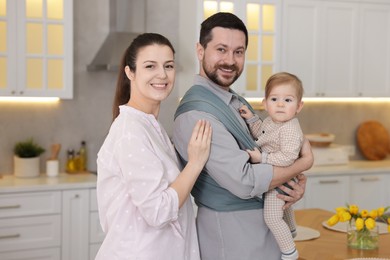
top-left (303, 172), bottom-right (390, 211)
top-left (62, 190), bottom-right (89, 260)
top-left (0, 248), bottom-right (61, 260)
top-left (350, 174), bottom-right (388, 210)
top-left (89, 189), bottom-right (105, 260)
top-left (305, 175), bottom-right (350, 211)
top-left (0, 191), bottom-right (62, 259)
top-left (0, 187), bottom-right (105, 260)
top-left (0, 215), bottom-right (61, 252)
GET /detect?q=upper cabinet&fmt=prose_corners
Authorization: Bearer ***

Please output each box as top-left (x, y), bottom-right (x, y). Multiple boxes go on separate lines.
top-left (282, 0), bottom-right (390, 97)
top-left (0, 0), bottom-right (73, 99)
top-left (358, 3), bottom-right (390, 97)
top-left (198, 0), bottom-right (282, 98)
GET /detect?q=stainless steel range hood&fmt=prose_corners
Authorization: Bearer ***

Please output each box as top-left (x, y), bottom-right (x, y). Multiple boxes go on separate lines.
top-left (87, 31), bottom-right (140, 72)
top-left (87, 0), bottom-right (146, 72)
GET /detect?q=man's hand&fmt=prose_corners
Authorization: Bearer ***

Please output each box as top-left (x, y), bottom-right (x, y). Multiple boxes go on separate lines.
top-left (246, 147), bottom-right (261, 164)
top-left (276, 173), bottom-right (307, 210)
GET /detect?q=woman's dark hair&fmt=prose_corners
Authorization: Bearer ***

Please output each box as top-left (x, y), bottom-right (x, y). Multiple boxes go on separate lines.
top-left (199, 12), bottom-right (248, 49)
top-left (112, 33), bottom-right (175, 120)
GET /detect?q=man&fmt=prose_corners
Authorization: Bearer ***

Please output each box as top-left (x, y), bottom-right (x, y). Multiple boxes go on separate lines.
top-left (173, 12), bottom-right (313, 260)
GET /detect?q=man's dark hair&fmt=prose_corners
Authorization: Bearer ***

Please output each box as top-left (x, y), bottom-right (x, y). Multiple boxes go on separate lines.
top-left (199, 12), bottom-right (248, 49)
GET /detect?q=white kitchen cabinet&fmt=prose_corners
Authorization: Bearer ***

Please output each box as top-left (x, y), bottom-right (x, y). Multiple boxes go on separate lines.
top-left (305, 175), bottom-right (350, 211)
top-left (388, 174), bottom-right (390, 207)
top-left (350, 174), bottom-right (388, 209)
top-left (293, 195), bottom-right (306, 210)
top-left (0, 215), bottom-right (61, 252)
top-left (281, 0), bottom-right (319, 97)
top-left (0, 248), bottom-right (60, 260)
top-left (0, 0), bottom-right (73, 99)
top-left (304, 173), bottom-right (389, 211)
top-left (281, 0), bottom-right (390, 97)
top-left (0, 173), bottom-right (99, 260)
top-left (89, 189), bottom-right (105, 260)
top-left (62, 189), bottom-right (89, 260)
top-left (0, 191), bottom-right (61, 257)
top-left (318, 1), bottom-right (358, 97)
top-left (356, 4), bottom-right (390, 97)
top-left (302, 160), bottom-right (390, 211)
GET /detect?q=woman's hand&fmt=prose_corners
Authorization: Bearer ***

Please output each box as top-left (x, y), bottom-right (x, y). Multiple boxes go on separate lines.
top-left (187, 120), bottom-right (212, 171)
top-left (172, 120), bottom-right (212, 208)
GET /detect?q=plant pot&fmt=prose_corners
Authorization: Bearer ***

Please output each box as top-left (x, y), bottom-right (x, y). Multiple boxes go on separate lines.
top-left (14, 156), bottom-right (41, 178)
top-left (347, 222), bottom-right (379, 250)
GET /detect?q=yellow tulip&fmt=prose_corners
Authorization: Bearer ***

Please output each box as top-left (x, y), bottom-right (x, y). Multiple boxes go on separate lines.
top-left (361, 209), bottom-right (369, 218)
top-left (388, 225), bottom-right (390, 233)
top-left (327, 214), bottom-right (339, 226)
top-left (339, 211), bottom-right (351, 222)
top-left (349, 205), bottom-right (359, 215)
top-left (369, 210), bottom-right (378, 219)
top-left (365, 217), bottom-right (376, 230)
top-left (335, 207), bottom-right (346, 214)
top-left (377, 207), bottom-right (385, 217)
top-left (355, 218), bottom-right (364, 231)
top-left (387, 217), bottom-right (390, 225)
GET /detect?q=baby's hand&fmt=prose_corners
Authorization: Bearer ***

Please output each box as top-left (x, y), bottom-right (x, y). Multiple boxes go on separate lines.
top-left (239, 105), bottom-right (254, 119)
top-left (246, 147), bottom-right (261, 164)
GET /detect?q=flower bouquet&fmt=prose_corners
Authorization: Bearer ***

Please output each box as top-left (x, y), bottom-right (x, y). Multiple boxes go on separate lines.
top-left (327, 204), bottom-right (390, 250)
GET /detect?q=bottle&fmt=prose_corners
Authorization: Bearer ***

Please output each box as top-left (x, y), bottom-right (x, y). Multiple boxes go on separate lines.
top-left (66, 149), bottom-right (76, 173)
top-left (79, 141), bottom-right (87, 172)
top-left (74, 151), bottom-right (81, 172)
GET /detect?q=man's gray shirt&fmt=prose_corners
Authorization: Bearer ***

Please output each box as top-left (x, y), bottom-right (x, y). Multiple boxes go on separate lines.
top-left (172, 75), bottom-right (280, 260)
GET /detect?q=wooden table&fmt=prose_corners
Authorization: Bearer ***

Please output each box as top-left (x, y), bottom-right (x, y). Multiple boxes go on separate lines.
top-left (295, 208), bottom-right (390, 260)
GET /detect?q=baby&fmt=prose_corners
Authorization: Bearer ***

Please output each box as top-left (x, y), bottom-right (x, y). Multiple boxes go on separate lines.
top-left (240, 72), bottom-right (304, 260)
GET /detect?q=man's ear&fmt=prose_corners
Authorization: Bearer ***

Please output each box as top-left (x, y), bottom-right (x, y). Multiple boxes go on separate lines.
top-left (196, 43), bottom-right (204, 61)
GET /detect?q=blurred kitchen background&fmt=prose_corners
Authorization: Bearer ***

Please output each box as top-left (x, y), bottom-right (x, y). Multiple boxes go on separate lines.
top-left (1, 0), bottom-right (390, 175)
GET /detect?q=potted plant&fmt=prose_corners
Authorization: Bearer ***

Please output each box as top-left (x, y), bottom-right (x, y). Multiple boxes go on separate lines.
top-left (14, 138), bottom-right (45, 178)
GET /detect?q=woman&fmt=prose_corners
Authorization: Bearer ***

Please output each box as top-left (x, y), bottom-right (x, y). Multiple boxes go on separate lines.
top-left (96, 33), bottom-right (212, 260)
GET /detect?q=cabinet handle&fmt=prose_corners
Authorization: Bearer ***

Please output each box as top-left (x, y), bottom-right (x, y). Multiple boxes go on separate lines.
top-left (75, 194), bottom-right (79, 198)
top-left (360, 177), bottom-right (380, 182)
top-left (0, 234), bottom-right (21, 239)
top-left (0, 205), bottom-right (21, 210)
top-left (319, 180), bottom-right (339, 184)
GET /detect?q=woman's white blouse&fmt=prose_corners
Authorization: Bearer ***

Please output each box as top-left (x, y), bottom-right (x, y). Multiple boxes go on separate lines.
top-left (96, 105), bottom-right (200, 260)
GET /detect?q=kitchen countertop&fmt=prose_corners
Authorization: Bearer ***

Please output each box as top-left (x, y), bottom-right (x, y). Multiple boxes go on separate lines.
top-left (1, 160), bottom-right (390, 192)
top-left (305, 159), bottom-right (390, 176)
top-left (0, 173), bottom-right (97, 193)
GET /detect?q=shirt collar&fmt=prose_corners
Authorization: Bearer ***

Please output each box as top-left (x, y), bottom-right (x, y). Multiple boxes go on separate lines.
top-left (193, 74), bottom-right (236, 106)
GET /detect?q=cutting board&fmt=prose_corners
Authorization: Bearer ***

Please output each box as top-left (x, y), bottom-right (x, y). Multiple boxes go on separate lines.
top-left (356, 120), bottom-right (390, 160)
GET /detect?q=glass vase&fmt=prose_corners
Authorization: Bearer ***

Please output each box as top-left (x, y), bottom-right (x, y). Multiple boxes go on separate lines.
top-left (347, 223), bottom-right (379, 250)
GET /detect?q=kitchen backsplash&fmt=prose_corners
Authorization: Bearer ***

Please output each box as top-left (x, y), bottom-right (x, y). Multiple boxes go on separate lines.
top-left (2, 99), bottom-right (390, 175)
top-left (296, 101), bottom-right (390, 161)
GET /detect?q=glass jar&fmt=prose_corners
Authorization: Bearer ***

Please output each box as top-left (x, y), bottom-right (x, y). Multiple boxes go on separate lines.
top-left (347, 222), bottom-right (379, 250)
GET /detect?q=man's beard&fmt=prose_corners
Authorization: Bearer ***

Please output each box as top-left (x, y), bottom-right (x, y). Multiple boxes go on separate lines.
top-left (203, 61), bottom-right (242, 88)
